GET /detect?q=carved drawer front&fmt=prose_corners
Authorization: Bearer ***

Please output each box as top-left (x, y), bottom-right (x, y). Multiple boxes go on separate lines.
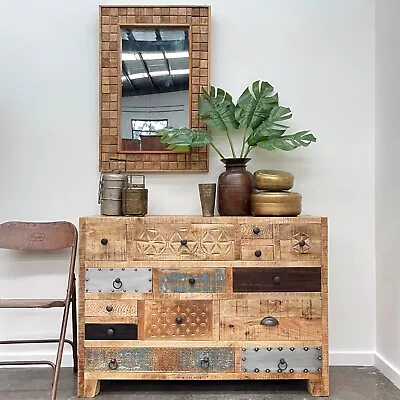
top-left (85, 347), bottom-right (234, 373)
top-left (233, 267), bottom-right (321, 292)
top-left (85, 268), bottom-right (152, 293)
top-left (241, 223), bottom-right (273, 239)
top-left (241, 239), bottom-right (274, 261)
top-left (141, 300), bottom-right (213, 340)
top-left (241, 347), bottom-right (322, 373)
top-left (157, 267), bottom-right (226, 293)
top-left (220, 296), bottom-right (322, 341)
top-left (129, 223), bottom-right (235, 260)
top-left (277, 223), bottom-right (322, 261)
top-left (84, 221), bottom-right (127, 261)
top-left (85, 300), bottom-right (137, 317)
top-left (85, 323), bottom-right (138, 340)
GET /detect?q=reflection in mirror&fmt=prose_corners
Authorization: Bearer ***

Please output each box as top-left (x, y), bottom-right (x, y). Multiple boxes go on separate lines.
top-left (120, 27), bottom-right (190, 152)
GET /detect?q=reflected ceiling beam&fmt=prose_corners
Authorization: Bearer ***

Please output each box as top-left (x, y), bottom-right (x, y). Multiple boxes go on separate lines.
top-left (121, 61), bottom-right (137, 94)
top-left (155, 29), bottom-right (175, 90)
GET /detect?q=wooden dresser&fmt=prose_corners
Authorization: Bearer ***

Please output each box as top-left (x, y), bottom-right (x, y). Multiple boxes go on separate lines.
top-left (78, 216), bottom-right (328, 397)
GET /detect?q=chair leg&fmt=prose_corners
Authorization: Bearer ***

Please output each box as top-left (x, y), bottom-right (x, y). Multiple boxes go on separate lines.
top-left (71, 277), bottom-right (78, 373)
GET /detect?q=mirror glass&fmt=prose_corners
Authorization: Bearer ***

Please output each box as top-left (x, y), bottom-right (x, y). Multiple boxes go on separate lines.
top-left (120, 27), bottom-right (190, 152)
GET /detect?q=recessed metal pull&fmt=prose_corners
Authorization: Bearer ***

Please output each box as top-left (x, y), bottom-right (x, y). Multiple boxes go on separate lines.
top-left (260, 316), bottom-right (279, 326)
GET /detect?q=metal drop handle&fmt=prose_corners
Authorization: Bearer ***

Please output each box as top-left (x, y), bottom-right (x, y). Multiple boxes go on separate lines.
top-left (113, 278), bottom-right (122, 289)
top-left (260, 316), bottom-right (279, 327)
top-left (108, 359), bottom-right (118, 370)
top-left (200, 357), bottom-right (210, 369)
top-left (278, 358), bottom-right (288, 372)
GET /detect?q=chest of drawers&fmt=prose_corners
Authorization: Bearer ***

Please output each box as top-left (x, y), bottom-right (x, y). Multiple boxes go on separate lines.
top-left (77, 216), bottom-right (329, 397)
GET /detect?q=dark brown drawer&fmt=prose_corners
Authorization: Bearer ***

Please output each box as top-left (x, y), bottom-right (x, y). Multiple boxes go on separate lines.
top-left (233, 267), bottom-right (321, 292)
top-left (85, 323), bottom-right (138, 340)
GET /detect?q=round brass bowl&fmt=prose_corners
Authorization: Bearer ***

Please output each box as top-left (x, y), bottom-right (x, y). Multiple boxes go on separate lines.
top-left (253, 170), bottom-right (294, 191)
top-left (251, 191), bottom-right (302, 216)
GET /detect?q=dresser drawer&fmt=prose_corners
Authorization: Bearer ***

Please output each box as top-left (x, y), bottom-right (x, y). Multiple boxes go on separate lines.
top-left (157, 267), bottom-right (226, 293)
top-left (233, 267), bottom-right (321, 292)
top-left (277, 223), bottom-right (322, 261)
top-left (85, 268), bottom-right (152, 293)
top-left (85, 323), bottom-right (138, 340)
top-left (140, 300), bottom-right (213, 340)
top-left (220, 296), bottom-right (322, 341)
top-left (241, 347), bottom-right (322, 373)
top-left (241, 239), bottom-right (275, 261)
top-left (85, 300), bottom-right (137, 317)
top-left (84, 221), bottom-right (127, 261)
top-left (85, 347), bottom-right (234, 372)
top-left (129, 223), bottom-right (235, 260)
top-left (241, 223), bottom-right (273, 239)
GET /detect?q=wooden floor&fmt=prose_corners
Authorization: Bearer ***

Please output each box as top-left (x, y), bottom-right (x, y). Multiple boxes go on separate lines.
top-left (0, 366), bottom-right (399, 399)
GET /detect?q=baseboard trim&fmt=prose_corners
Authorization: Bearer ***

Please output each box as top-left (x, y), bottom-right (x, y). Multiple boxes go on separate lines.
top-left (0, 350), bottom-right (73, 367)
top-left (375, 353), bottom-right (400, 389)
top-left (329, 351), bottom-right (375, 366)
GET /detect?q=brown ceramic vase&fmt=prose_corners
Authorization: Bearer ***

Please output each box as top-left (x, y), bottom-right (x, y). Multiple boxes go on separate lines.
top-left (217, 158), bottom-right (253, 216)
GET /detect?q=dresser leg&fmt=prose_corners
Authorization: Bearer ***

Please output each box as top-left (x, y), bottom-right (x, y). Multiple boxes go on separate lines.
top-left (307, 376), bottom-right (329, 397)
top-left (82, 379), bottom-right (100, 398)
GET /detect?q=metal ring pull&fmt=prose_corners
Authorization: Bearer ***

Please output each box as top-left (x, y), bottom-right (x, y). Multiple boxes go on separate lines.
top-left (112, 278), bottom-right (122, 289)
top-left (200, 357), bottom-right (210, 369)
top-left (108, 359), bottom-right (118, 370)
top-left (278, 358), bottom-right (288, 371)
top-left (260, 316), bottom-right (279, 326)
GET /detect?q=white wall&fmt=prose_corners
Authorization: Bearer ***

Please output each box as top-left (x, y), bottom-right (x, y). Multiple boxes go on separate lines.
top-left (375, 0), bottom-right (400, 386)
top-left (0, 0), bottom-right (375, 365)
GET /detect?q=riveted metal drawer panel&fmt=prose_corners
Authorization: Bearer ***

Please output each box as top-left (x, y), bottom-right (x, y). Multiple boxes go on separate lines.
top-left (158, 267), bottom-right (226, 293)
top-left (85, 268), bottom-right (152, 293)
top-left (241, 347), bottom-right (322, 373)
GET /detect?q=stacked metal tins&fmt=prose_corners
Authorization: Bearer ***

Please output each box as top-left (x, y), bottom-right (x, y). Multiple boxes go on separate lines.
top-left (251, 170), bottom-right (302, 216)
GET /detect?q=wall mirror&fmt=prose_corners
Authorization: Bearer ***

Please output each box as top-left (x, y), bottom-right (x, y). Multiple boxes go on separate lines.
top-left (99, 6), bottom-right (210, 172)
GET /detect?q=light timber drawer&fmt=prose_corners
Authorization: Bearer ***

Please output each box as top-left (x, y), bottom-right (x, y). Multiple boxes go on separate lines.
top-left (85, 347), bottom-right (235, 373)
top-left (85, 268), bottom-right (152, 293)
top-left (85, 300), bottom-right (137, 317)
top-left (85, 323), bottom-right (138, 340)
top-left (128, 223), bottom-right (235, 260)
top-left (240, 223), bottom-right (273, 239)
top-left (241, 239), bottom-right (275, 261)
top-left (233, 267), bottom-right (321, 292)
top-left (241, 347), bottom-right (323, 373)
top-left (84, 221), bottom-right (127, 261)
top-left (220, 297), bottom-right (322, 341)
top-left (277, 223), bottom-right (322, 261)
top-left (140, 300), bottom-right (213, 340)
top-left (156, 267), bottom-right (226, 293)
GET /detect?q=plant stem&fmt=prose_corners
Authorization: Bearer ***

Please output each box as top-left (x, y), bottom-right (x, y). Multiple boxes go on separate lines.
top-left (210, 143), bottom-right (226, 160)
top-left (225, 129), bottom-right (236, 158)
top-left (243, 145), bottom-right (253, 158)
top-left (239, 127), bottom-right (248, 158)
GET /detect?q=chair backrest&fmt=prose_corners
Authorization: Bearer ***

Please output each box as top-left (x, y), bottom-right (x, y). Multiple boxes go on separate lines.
top-left (0, 221), bottom-right (77, 251)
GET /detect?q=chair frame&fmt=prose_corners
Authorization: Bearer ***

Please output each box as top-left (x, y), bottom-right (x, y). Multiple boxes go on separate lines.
top-left (0, 221), bottom-right (78, 400)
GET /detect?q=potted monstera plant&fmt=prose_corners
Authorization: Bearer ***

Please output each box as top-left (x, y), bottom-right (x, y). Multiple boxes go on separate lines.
top-left (159, 80), bottom-right (316, 216)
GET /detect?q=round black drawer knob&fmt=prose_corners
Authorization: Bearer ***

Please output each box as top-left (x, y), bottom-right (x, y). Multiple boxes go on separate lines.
top-left (106, 305), bottom-right (113, 312)
top-left (273, 276), bottom-right (281, 285)
top-left (188, 277), bottom-right (196, 285)
top-left (254, 249), bottom-right (262, 258)
top-left (253, 226), bottom-right (261, 235)
top-left (100, 238), bottom-right (108, 246)
top-left (299, 239), bottom-right (306, 247)
top-left (107, 328), bottom-right (115, 336)
top-left (180, 239), bottom-right (188, 246)
top-left (175, 317), bottom-right (183, 324)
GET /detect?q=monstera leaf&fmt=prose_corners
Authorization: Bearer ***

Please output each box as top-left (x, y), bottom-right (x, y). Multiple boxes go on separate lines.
top-left (255, 131), bottom-right (316, 151)
top-left (198, 86), bottom-right (239, 131)
top-left (235, 80), bottom-right (279, 131)
top-left (159, 127), bottom-right (212, 152)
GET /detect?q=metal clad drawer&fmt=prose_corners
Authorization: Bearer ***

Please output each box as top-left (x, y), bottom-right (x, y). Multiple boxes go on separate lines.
top-left (85, 268), bottom-right (152, 293)
top-left (233, 267), bottom-right (321, 292)
top-left (241, 347), bottom-right (322, 373)
top-left (158, 267), bottom-right (226, 293)
top-left (85, 323), bottom-right (138, 340)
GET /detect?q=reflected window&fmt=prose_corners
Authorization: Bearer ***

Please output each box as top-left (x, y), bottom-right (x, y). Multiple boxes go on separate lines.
top-left (129, 119), bottom-right (168, 151)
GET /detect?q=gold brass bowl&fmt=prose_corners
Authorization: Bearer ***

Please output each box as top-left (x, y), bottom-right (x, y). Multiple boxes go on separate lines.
top-left (251, 191), bottom-right (302, 216)
top-left (253, 170), bottom-right (294, 191)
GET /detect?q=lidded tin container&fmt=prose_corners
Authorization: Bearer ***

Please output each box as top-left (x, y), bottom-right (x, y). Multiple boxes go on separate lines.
top-left (251, 191), bottom-right (302, 216)
top-left (98, 172), bottom-right (125, 216)
top-left (122, 175), bottom-right (148, 216)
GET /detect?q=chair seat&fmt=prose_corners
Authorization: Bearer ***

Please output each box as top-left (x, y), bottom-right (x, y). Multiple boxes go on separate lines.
top-left (0, 299), bottom-right (66, 308)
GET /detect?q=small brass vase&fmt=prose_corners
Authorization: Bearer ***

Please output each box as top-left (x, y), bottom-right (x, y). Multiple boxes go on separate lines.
top-left (198, 183), bottom-right (216, 217)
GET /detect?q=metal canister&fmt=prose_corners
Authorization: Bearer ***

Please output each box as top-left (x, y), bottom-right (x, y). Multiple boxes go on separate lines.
top-left (122, 175), bottom-right (148, 216)
top-left (98, 172), bottom-right (126, 216)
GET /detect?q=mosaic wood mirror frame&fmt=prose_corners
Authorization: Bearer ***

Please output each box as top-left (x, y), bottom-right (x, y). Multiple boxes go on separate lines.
top-left (99, 5), bottom-right (210, 172)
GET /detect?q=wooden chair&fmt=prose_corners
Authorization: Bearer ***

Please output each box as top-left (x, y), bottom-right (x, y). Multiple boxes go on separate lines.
top-left (0, 221), bottom-right (78, 400)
